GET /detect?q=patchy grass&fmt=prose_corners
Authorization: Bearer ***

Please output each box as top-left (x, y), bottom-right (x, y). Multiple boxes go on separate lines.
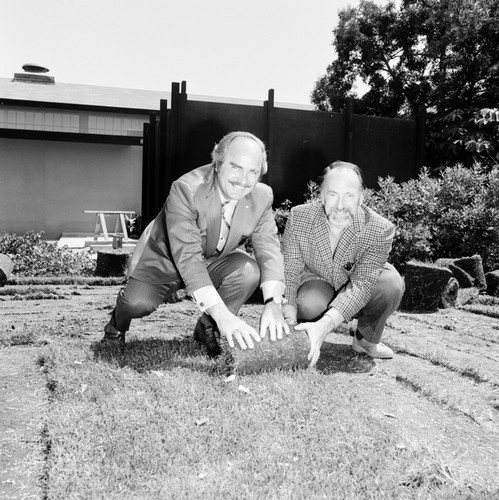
top-left (0, 286), bottom-right (69, 301)
top-left (6, 276), bottom-right (127, 286)
top-left (2, 286), bottom-right (499, 498)
top-left (34, 335), bottom-right (484, 499)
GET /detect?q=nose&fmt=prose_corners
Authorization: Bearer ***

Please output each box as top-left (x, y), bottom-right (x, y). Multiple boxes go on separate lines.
top-left (236, 170), bottom-right (251, 187)
top-left (336, 196), bottom-right (344, 210)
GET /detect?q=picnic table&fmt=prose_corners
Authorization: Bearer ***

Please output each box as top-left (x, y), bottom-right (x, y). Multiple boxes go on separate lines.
top-left (83, 210), bottom-right (136, 241)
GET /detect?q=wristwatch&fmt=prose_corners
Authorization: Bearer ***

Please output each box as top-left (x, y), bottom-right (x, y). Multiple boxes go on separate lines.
top-left (264, 296), bottom-right (288, 305)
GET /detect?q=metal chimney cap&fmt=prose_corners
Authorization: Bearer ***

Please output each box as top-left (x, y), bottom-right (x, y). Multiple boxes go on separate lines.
top-left (22, 63), bottom-right (50, 73)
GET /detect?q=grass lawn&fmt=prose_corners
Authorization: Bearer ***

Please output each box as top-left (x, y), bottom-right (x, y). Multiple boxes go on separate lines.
top-left (40, 338), bottom-right (468, 500)
top-left (2, 284), bottom-right (498, 499)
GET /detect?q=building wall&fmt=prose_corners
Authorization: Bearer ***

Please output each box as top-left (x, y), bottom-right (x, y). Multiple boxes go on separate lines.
top-left (0, 138), bottom-right (142, 239)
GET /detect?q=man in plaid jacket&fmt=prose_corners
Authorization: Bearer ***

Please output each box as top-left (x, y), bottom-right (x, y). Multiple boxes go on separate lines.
top-left (282, 161), bottom-right (404, 366)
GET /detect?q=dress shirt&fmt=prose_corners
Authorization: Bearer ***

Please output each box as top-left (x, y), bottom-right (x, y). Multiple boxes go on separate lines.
top-left (191, 188), bottom-right (285, 312)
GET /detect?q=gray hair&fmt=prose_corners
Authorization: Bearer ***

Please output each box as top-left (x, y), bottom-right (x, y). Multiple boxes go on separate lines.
top-left (211, 131), bottom-right (268, 175)
top-left (320, 160), bottom-right (365, 191)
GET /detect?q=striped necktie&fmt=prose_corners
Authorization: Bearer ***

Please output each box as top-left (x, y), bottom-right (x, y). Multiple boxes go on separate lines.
top-left (216, 201), bottom-right (231, 253)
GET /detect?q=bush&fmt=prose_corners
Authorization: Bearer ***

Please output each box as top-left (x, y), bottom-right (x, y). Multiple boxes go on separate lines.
top-left (370, 165), bottom-right (499, 272)
top-left (0, 231), bottom-right (95, 277)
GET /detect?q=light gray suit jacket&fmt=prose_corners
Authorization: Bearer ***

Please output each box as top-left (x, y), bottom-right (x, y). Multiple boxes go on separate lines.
top-left (130, 164), bottom-right (284, 293)
top-left (282, 201), bottom-right (395, 321)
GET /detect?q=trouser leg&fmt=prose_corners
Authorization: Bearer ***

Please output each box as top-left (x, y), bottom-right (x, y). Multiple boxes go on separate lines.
top-left (294, 264), bottom-right (404, 344)
top-left (296, 279), bottom-right (335, 322)
top-left (356, 265), bottom-right (404, 344)
top-left (206, 250), bottom-right (260, 315)
top-left (112, 278), bottom-right (181, 332)
top-left (111, 250), bottom-right (259, 333)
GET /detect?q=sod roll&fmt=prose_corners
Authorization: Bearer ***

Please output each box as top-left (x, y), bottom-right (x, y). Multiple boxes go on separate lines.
top-left (440, 277), bottom-right (459, 308)
top-left (435, 258), bottom-right (456, 268)
top-left (401, 260), bottom-right (453, 312)
top-left (95, 249), bottom-right (130, 277)
top-left (0, 254), bottom-right (14, 287)
top-left (448, 263), bottom-right (474, 288)
top-left (220, 327), bottom-right (310, 375)
top-left (485, 270), bottom-right (499, 297)
top-left (453, 255), bottom-right (486, 290)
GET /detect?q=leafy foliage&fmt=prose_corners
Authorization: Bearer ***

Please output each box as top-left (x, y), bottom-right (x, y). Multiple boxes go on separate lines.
top-left (370, 166), bottom-right (499, 272)
top-left (312, 0), bottom-right (499, 169)
top-left (0, 231), bottom-right (95, 277)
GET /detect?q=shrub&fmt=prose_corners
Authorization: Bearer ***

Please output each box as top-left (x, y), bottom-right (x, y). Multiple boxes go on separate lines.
top-left (0, 231), bottom-right (95, 277)
top-left (370, 165), bottom-right (499, 272)
top-left (274, 199), bottom-right (292, 235)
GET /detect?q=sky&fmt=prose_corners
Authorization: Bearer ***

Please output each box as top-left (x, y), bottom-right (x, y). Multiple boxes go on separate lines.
top-left (2, 0), bottom-right (377, 106)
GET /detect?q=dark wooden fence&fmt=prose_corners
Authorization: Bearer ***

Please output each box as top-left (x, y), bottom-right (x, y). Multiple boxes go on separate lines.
top-left (142, 82), bottom-right (425, 225)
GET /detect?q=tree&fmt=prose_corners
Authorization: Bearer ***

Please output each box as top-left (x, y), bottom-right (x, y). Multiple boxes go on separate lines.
top-left (312, 0), bottom-right (499, 169)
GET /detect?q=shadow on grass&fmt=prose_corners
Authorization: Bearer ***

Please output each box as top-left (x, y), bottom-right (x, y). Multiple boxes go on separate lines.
top-left (315, 342), bottom-right (375, 375)
top-left (91, 337), bottom-right (374, 376)
top-left (91, 337), bottom-right (218, 373)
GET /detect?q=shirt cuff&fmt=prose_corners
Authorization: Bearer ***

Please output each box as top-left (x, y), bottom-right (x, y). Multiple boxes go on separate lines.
top-left (191, 285), bottom-right (224, 312)
top-left (261, 280), bottom-right (285, 302)
top-left (324, 307), bottom-right (344, 329)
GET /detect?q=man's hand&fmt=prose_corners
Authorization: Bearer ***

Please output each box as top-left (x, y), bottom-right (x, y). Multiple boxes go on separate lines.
top-left (282, 304), bottom-right (298, 326)
top-left (295, 316), bottom-right (335, 368)
top-left (208, 303), bottom-right (260, 350)
top-left (259, 302), bottom-right (290, 341)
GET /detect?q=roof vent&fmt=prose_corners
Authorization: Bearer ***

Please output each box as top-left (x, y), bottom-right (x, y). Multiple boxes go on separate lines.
top-left (22, 63), bottom-right (50, 73)
top-left (13, 63), bottom-right (55, 84)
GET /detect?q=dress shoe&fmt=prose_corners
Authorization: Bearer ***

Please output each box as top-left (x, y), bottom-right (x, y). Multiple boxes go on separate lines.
top-left (194, 318), bottom-right (221, 358)
top-left (352, 336), bottom-right (393, 359)
top-left (102, 322), bottom-right (125, 343)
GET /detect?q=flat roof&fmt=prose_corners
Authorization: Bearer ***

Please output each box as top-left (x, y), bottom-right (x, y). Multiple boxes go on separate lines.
top-left (0, 76), bottom-right (314, 111)
top-left (0, 77), bottom-right (170, 111)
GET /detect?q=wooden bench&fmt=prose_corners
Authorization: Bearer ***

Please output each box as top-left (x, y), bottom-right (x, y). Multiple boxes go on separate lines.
top-left (83, 210), bottom-right (136, 241)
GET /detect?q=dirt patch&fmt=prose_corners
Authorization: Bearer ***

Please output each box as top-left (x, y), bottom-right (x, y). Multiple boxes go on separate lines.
top-left (1, 285), bottom-right (499, 497)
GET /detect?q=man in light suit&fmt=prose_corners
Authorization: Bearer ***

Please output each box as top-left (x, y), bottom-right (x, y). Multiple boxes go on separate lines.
top-left (103, 131), bottom-right (289, 356)
top-left (282, 161), bottom-right (404, 366)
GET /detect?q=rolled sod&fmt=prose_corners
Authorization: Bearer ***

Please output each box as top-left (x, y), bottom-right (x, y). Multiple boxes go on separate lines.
top-left (435, 258), bottom-right (456, 268)
top-left (448, 264), bottom-right (474, 288)
top-left (453, 255), bottom-right (486, 290)
top-left (0, 254), bottom-right (14, 287)
top-left (440, 277), bottom-right (459, 309)
top-left (219, 327), bottom-right (310, 375)
top-left (401, 260), bottom-right (452, 312)
top-left (95, 249), bottom-right (130, 277)
top-left (485, 270), bottom-right (499, 297)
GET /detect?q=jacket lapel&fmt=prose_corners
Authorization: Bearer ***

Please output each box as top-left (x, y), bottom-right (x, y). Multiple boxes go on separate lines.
top-left (332, 207), bottom-right (366, 286)
top-left (202, 178), bottom-right (222, 257)
top-left (314, 207), bottom-right (335, 280)
top-left (222, 196), bottom-right (249, 255)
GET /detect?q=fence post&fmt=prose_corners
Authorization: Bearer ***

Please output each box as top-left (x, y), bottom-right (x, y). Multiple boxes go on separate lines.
top-left (264, 88), bottom-right (277, 192)
top-left (416, 105), bottom-right (426, 170)
top-left (344, 99), bottom-right (354, 162)
top-left (179, 81), bottom-right (187, 174)
top-left (141, 121), bottom-right (151, 227)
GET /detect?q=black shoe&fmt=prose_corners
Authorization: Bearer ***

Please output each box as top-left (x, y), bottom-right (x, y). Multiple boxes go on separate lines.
top-left (102, 322), bottom-right (125, 344)
top-left (194, 317), bottom-right (221, 358)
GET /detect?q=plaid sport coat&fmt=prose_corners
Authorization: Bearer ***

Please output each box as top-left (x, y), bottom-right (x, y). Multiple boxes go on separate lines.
top-left (282, 200), bottom-right (395, 322)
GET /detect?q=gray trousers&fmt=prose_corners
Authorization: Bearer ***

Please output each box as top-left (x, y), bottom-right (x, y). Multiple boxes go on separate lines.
top-left (111, 250), bottom-right (260, 333)
top-left (296, 264), bottom-right (404, 344)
